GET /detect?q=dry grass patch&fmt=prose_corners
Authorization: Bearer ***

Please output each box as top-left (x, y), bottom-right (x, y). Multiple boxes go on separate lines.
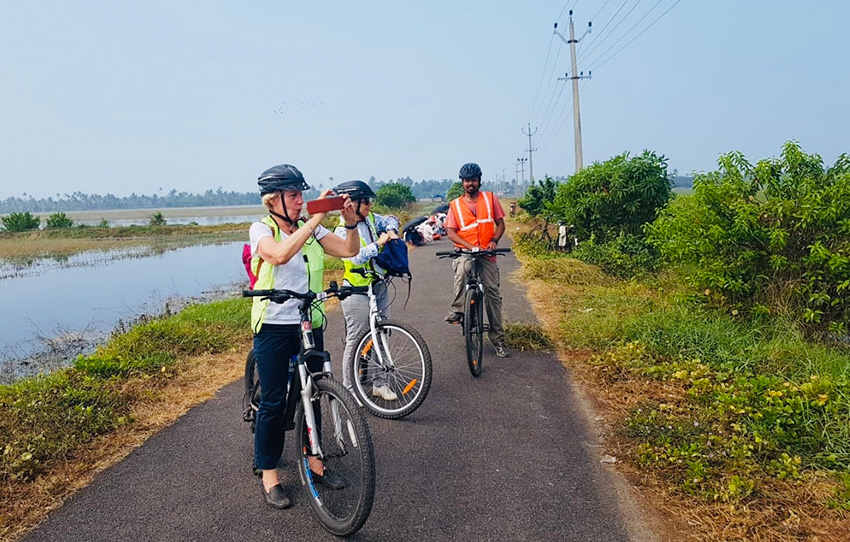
top-left (0, 346), bottom-right (249, 542)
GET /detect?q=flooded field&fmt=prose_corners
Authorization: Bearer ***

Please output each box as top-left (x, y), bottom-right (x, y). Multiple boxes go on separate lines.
top-left (0, 207), bottom-right (263, 382)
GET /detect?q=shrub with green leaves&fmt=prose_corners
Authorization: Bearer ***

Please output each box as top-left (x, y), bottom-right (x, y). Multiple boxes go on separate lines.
top-left (518, 176), bottom-right (559, 217)
top-left (2, 211), bottom-right (40, 232)
top-left (45, 212), bottom-right (74, 229)
top-left (551, 150), bottom-right (671, 243)
top-left (572, 233), bottom-right (660, 278)
top-left (149, 211), bottom-right (166, 226)
top-left (375, 183), bottom-right (416, 209)
top-left (445, 181), bottom-right (463, 201)
top-left (646, 142), bottom-right (850, 333)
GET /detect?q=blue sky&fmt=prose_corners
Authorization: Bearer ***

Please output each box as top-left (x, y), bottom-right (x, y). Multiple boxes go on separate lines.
top-left (1, 1), bottom-right (848, 199)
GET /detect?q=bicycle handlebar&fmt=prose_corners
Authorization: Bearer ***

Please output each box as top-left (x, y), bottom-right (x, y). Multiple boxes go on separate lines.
top-left (435, 247), bottom-right (511, 258)
top-left (243, 282), bottom-right (369, 304)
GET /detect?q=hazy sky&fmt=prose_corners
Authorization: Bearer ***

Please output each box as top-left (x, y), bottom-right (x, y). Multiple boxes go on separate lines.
top-left (2, 1), bottom-right (848, 199)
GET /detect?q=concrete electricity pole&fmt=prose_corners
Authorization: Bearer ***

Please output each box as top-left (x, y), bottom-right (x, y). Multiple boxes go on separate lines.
top-left (516, 157), bottom-right (528, 192)
top-left (522, 123), bottom-right (537, 183)
top-left (554, 10), bottom-right (591, 172)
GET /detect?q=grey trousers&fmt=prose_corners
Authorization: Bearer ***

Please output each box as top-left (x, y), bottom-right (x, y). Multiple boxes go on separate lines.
top-left (340, 280), bottom-right (391, 389)
top-left (451, 256), bottom-right (504, 345)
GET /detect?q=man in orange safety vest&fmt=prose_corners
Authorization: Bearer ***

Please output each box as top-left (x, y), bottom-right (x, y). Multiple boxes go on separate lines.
top-left (444, 162), bottom-right (510, 358)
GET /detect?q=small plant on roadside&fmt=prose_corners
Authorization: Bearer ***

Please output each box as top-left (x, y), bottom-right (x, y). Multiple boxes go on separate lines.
top-left (2, 212), bottom-right (40, 232)
top-left (45, 212), bottom-right (74, 229)
top-left (149, 211), bottom-right (166, 226)
top-left (504, 322), bottom-right (553, 352)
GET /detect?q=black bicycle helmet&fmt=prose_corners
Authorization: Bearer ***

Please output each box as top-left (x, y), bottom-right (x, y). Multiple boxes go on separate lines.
top-left (257, 164), bottom-right (310, 194)
top-left (459, 162), bottom-right (482, 180)
top-left (333, 180), bottom-right (377, 201)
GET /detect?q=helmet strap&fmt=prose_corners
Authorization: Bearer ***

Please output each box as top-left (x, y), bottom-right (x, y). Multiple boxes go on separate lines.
top-left (269, 208), bottom-right (298, 229)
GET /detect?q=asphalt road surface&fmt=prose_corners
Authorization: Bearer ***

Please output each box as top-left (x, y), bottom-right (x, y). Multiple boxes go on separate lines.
top-left (24, 236), bottom-right (658, 542)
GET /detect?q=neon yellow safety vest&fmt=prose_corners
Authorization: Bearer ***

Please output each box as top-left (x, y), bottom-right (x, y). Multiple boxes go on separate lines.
top-left (250, 215), bottom-right (326, 333)
top-left (339, 213), bottom-right (378, 287)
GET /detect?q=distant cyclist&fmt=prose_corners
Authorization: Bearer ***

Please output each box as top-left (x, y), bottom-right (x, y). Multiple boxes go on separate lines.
top-left (332, 180), bottom-right (401, 400)
top-left (444, 162), bottom-right (510, 358)
top-left (249, 164), bottom-right (360, 509)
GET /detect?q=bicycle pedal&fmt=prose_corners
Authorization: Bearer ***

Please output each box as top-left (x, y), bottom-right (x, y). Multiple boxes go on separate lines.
top-left (243, 409), bottom-right (255, 423)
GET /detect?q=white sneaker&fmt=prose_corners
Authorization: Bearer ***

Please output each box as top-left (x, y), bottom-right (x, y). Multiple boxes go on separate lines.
top-left (372, 385), bottom-right (398, 401)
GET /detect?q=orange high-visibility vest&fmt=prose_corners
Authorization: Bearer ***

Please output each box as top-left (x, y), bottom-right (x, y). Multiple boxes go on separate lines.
top-left (450, 191), bottom-right (496, 248)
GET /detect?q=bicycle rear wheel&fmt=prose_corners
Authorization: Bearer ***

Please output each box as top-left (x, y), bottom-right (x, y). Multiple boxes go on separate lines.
top-left (350, 319), bottom-right (433, 419)
top-left (295, 377), bottom-right (376, 537)
top-left (464, 288), bottom-right (484, 377)
top-left (243, 349), bottom-right (261, 431)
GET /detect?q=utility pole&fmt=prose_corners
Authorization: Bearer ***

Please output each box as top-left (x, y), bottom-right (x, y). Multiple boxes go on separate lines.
top-left (516, 157), bottom-right (528, 192)
top-left (554, 11), bottom-right (591, 172)
top-left (522, 123), bottom-right (537, 183)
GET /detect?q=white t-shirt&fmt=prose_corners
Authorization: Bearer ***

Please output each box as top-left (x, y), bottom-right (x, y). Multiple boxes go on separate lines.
top-left (249, 220), bottom-right (330, 325)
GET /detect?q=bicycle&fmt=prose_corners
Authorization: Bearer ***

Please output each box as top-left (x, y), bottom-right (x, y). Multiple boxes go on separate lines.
top-left (346, 268), bottom-right (432, 419)
top-left (436, 247), bottom-right (511, 377)
top-left (242, 283), bottom-right (375, 537)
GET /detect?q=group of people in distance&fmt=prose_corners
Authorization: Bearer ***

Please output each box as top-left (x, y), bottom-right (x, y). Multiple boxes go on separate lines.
top-left (247, 161), bottom-right (510, 509)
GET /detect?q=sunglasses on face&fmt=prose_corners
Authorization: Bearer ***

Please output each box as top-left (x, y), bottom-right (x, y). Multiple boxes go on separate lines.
top-left (355, 198), bottom-right (371, 205)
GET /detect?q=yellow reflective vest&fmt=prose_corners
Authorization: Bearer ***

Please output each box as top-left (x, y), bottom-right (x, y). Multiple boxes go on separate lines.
top-left (338, 213), bottom-right (378, 287)
top-left (250, 215), bottom-right (326, 333)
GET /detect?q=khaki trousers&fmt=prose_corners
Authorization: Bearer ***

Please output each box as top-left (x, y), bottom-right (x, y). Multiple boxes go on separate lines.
top-left (450, 256), bottom-right (504, 345)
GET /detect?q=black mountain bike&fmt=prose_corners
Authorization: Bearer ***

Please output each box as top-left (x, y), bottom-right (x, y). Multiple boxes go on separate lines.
top-left (243, 283), bottom-right (375, 537)
top-left (436, 248), bottom-right (511, 377)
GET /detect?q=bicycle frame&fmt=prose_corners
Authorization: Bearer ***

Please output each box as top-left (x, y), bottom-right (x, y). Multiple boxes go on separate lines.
top-left (246, 284), bottom-right (363, 459)
top-left (350, 270), bottom-right (393, 378)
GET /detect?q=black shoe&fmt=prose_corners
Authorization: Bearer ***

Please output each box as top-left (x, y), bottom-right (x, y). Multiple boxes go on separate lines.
top-left (262, 484), bottom-right (292, 509)
top-left (312, 469), bottom-right (347, 490)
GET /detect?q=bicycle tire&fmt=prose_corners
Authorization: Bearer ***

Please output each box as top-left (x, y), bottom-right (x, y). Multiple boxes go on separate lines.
top-left (243, 349), bottom-right (260, 432)
top-left (464, 288), bottom-right (484, 377)
top-left (295, 377), bottom-right (376, 537)
top-left (349, 319), bottom-right (433, 419)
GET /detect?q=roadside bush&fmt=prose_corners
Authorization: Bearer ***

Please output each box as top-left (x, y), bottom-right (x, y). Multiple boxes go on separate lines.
top-left (45, 212), bottom-right (74, 229)
top-left (375, 183), bottom-right (415, 209)
top-left (149, 211), bottom-right (166, 226)
top-left (445, 181), bottom-right (463, 201)
top-left (518, 176), bottom-right (559, 217)
top-left (2, 212), bottom-right (40, 232)
top-left (646, 142), bottom-right (850, 333)
top-left (551, 151), bottom-right (671, 243)
top-left (572, 233), bottom-right (661, 279)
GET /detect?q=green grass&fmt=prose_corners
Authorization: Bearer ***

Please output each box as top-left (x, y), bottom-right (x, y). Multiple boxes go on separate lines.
top-left (0, 297), bottom-right (251, 482)
top-left (514, 232), bottom-right (850, 507)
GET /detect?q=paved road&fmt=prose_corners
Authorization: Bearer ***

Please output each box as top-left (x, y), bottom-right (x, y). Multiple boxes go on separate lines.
top-left (24, 237), bottom-right (655, 541)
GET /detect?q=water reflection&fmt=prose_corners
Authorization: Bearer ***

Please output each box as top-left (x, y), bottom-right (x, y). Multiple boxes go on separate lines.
top-left (74, 215), bottom-right (257, 227)
top-left (0, 241), bottom-right (246, 382)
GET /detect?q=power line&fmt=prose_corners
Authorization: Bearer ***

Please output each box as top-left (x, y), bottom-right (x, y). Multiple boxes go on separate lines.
top-left (577, 0), bottom-right (631, 60)
top-left (583, 0), bottom-right (665, 69)
top-left (528, 39), bottom-right (566, 124)
top-left (579, 0), bottom-right (645, 62)
top-left (527, 34), bottom-right (557, 123)
top-left (587, 0), bottom-right (683, 72)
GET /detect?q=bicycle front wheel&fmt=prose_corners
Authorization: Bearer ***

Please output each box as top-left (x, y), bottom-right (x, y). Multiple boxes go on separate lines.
top-left (350, 319), bottom-right (433, 419)
top-left (295, 377), bottom-right (376, 537)
top-left (464, 288), bottom-right (484, 377)
top-left (243, 349), bottom-right (260, 431)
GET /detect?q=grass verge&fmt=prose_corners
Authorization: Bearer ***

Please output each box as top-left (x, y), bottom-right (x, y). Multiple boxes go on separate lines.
top-left (0, 297), bottom-right (252, 541)
top-left (513, 232), bottom-right (850, 541)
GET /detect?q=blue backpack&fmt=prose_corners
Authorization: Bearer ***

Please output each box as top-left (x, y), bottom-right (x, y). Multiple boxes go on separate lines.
top-left (374, 238), bottom-right (411, 278)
